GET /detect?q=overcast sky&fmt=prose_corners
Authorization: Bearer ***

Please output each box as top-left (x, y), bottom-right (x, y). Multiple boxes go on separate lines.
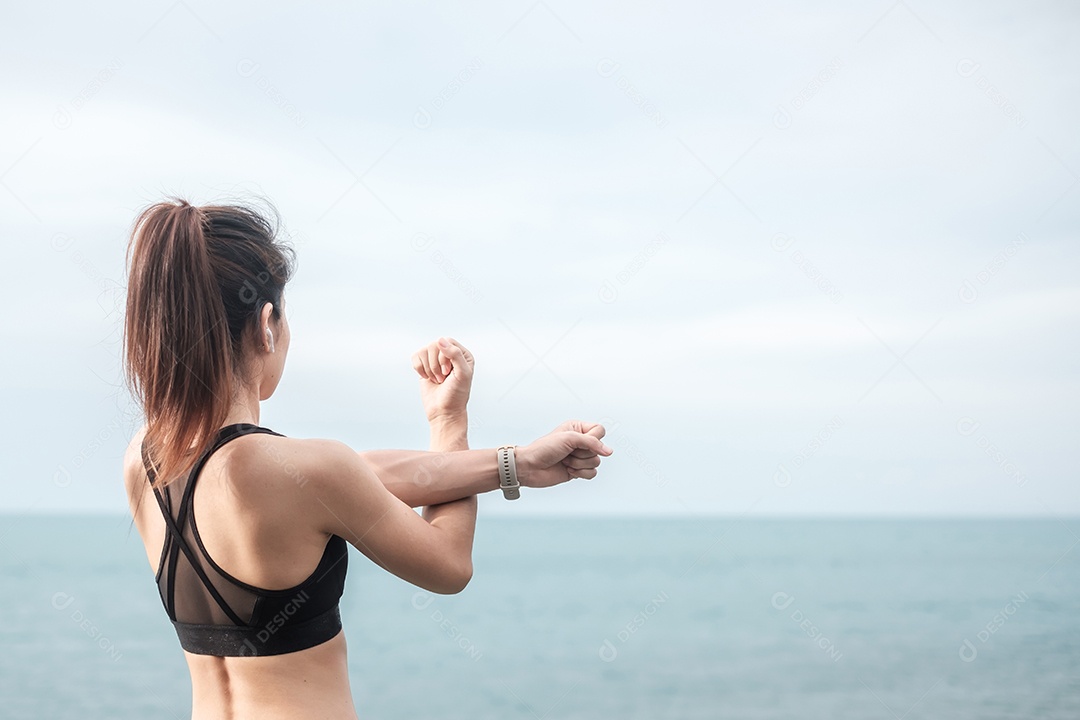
top-left (1, 1), bottom-right (1077, 516)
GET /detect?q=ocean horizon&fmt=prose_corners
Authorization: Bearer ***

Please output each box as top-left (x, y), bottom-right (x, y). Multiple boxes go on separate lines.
top-left (2, 515), bottom-right (1077, 719)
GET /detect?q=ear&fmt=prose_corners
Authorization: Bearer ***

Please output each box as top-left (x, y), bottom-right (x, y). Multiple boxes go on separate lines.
top-left (259, 301), bottom-right (275, 351)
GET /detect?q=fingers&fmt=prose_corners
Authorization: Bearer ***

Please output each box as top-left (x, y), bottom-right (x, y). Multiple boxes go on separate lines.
top-left (411, 343), bottom-right (443, 383)
top-left (564, 465), bottom-right (599, 480)
top-left (561, 454), bottom-right (602, 471)
top-left (411, 352), bottom-right (433, 382)
top-left (437, 337), bottom-right (459, 374)
top-left (438, 337), bottom-right (474, 379)
top-left (426, 345), bottom-right (443, 382)
top-left (549, 429), bottom-right (614, 482)
top-left (412, 336), bottom-right (474, 384)
top-left (565, 429), bottom-right (612, 456)
top-left (412, 348), bottom-right (437, 383)
top-left (551, 419), bottom-right (606, 440)
top-left (560, 454), bottom-right (600, 481)
top-left (564, 425), bottom-right (609, 458)
top-left (456, 342), bottom-right (474, 367)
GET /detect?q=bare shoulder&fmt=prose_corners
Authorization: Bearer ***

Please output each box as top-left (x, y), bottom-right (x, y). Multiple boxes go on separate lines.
top-left (220, 434), bottom-right (381, 531)
top-left (121, 427), bottom-right (362, 504)
top-left (121, 425), bottom-right (149, 512)
top-left (222, 433), bottom-right (362, 492)
top-left (236, 434), bottom-right (407, 548)
top-left (124, 424), bottom-right (148, 463)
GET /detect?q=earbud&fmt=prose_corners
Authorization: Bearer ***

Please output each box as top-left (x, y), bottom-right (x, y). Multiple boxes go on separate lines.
top-left (265, 328), bottom-right (275, 353)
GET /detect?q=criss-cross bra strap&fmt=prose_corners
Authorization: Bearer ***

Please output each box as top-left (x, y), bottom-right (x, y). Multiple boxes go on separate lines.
top-left (175, 424), bottom-right (283, 533)
top-left (142, 432), bottom-right (250, 626)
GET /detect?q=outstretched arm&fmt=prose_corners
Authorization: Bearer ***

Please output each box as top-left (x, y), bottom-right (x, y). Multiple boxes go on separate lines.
top-left (357, 416), bottom-right (499, 507)
top-left (356, 447), bottom-right (498, 507)
top-left (358, 417), bottom-right (614, 507)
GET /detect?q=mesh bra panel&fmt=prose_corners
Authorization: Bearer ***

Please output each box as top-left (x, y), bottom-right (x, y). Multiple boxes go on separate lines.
top-left (154, 467), bottom-right (260, 626)
top-left (142, 423), bottom-right (348, 656)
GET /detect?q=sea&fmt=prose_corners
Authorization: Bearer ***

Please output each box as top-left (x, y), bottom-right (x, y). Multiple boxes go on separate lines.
top-left (1, 516), bottom-right (1077, 719)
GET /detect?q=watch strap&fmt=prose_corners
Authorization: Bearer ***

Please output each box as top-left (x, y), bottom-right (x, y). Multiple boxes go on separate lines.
top-left (497, 445), bottom-right (520, 500)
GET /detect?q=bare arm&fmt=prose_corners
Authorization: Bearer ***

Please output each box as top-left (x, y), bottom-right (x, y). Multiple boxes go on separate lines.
top-left (357, 421), bottom-right (501, 508)
top-left (297, 437), bottom-right (475, 594)
top-left (417, 413), bottom-right (477, 585)
top-left (356, 448), bottom-right (498, 507)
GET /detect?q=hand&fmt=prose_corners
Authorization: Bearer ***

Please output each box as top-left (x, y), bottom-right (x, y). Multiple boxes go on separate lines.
top-left (516, 421), bottom-right (614, 488)
top-left (411, 337), bottom-right (475, 423)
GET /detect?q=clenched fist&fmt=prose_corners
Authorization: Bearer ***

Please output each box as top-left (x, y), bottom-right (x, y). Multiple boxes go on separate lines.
top-left (411, 336), bottom-right (475, 422)
top-left (516, 420), bottom-right (614, 488)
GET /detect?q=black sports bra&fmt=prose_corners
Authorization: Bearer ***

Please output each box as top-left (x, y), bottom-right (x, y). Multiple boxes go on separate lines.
top-left (140, 422), bottom-right (348, 657)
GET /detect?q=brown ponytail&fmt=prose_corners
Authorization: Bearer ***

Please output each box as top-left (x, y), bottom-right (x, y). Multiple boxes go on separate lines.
top-left (123, 196), bottom-right (296, 488)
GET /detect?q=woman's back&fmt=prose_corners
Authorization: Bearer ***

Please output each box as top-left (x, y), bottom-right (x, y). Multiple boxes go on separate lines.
top-left (125, 423), bottom-right (359, 720)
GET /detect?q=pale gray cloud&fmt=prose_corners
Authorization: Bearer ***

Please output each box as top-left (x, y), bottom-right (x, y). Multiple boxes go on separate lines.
top-left (1, 0), bottom-right (1077, 516)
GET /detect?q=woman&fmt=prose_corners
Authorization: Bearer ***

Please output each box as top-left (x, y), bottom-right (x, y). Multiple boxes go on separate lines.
top-left (120, 197), bottom-right (613, 719)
